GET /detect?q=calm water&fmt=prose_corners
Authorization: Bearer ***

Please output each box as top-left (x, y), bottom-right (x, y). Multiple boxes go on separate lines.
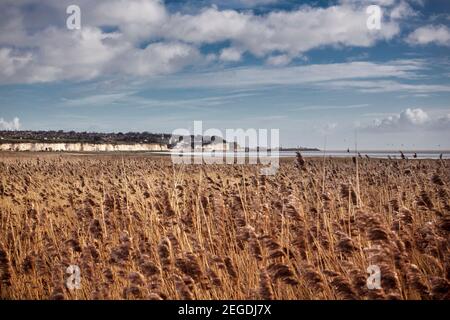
top-left (152, 150), bottom-right (450, 159)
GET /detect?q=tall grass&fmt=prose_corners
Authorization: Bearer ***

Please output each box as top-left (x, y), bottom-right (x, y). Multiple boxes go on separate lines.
top-left (0, 153), bottom-right (448, 300)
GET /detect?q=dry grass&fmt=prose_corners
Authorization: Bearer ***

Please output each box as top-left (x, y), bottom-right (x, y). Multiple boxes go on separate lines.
top-left (0, 152), bottom-right (449, 300)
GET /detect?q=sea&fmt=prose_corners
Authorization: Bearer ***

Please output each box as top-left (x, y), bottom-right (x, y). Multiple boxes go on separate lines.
top-left (152, 150), bottom-right (450, 159)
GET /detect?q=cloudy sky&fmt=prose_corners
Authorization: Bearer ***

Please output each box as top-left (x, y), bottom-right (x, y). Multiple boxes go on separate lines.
top-left (0, 0), bottom-right (449, 149)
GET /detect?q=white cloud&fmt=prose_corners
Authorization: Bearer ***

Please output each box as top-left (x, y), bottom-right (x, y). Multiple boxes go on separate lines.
top-left (0, 0), bottom-right (413, 84)
top-left (0, 26), bottom-right (200, 83)
top-left (118, 42), bottom-right (201, 76)
top-left (37, 27), bottom-right (125, 81)
top-left (164, 4), bottom-right (400, 57)
top-left (362, 108), bottom-right (450, 132)
top-left (0, 117), bottom-right (21, 130)
top-left (401, 108), bottom-right (429, 124)
top-left (0, 27), bottom-right (128, 83)
top-left (266, 54), bottom-right (291, 66)
top-left (406, 25), bottom-right (450, 46)
top-left (0, 48), bottom-right (32, 78)
top-left (91, 0), bottom-right (167, 43)
top-left (165, 8), bottom-right (251, 44)
top-left (219, 47), bottom-right (243, 62)
top-left (389, 1), bottom-right (416, 20)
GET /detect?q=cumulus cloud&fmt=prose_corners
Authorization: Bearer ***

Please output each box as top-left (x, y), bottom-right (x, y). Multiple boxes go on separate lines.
top-left (1, 27), bottom-right (126, 83)
top-left (0, 117), bottom-right (21, 130)
top-left (0, 48), bottom-right (32, 78)
top-left (406, 25), bottom-right (450, 46)
top-left (118, 42), bottom-right (201, 76)
top-left (164, 5), bottom-right (401, 56)
top-left (92, 0), bottom-right (167, 43)
top-left (0, 0), bottom-right (413, 84)
top-left (266, 54), bottom-right (292, 66)
top-left (219, 47), bottom-right (243, 62)
top-left (389, 1), bottom-right (416, 19)
top-left (0, 26), bottom-right (200, 83)
top-left (362, 108), bottom-right (450, 132)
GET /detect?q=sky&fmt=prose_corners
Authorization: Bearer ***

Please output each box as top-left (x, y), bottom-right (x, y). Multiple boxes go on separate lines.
top-left (0, 0), bottom-right (449, 149)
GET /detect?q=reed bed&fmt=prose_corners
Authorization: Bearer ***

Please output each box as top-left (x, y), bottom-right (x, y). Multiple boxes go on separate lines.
top-left (0, 153), bottom-right (448, 300)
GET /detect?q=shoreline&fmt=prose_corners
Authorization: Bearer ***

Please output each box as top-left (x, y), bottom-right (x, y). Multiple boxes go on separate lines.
top-left (1, 151), bottom-right (448, 161)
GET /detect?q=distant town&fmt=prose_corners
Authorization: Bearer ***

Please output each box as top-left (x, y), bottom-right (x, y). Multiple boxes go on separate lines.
top-left (0, 130), bottom-right (172, 145)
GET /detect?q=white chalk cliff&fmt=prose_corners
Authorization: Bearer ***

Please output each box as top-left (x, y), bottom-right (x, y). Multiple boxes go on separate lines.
top-left (0, 142), bottom-right (168, 152)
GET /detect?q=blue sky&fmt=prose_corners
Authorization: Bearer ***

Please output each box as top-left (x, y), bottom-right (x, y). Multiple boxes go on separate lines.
top-left (0, 0), bottom-right (449, 149)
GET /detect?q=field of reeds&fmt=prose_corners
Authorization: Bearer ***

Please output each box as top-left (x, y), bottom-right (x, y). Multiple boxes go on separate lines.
top-left (0, 152), bottom-right (449, 300)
